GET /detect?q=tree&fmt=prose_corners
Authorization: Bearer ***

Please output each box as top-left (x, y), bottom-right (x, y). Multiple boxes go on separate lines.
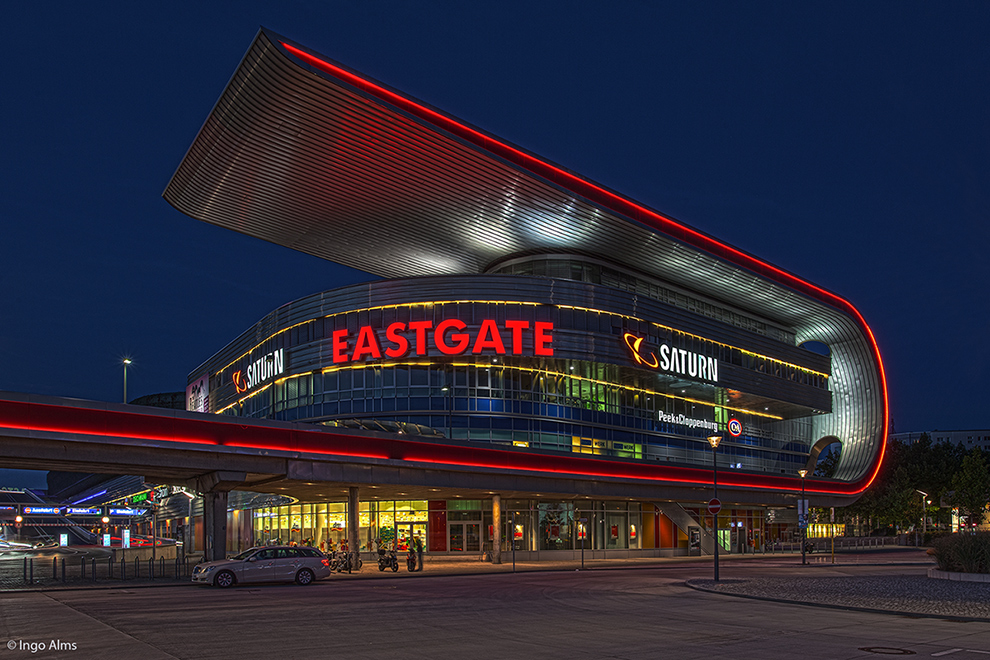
top-left (950, 449), bottom-right (990, 527)
top-left (814, 443), bottom-right (841, 478)
top-left (842, 436), bottom-right (966, 535)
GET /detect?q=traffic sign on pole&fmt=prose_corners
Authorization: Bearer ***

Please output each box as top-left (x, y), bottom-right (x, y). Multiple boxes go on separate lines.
top-left (708, 498), bottom-right (722, 515)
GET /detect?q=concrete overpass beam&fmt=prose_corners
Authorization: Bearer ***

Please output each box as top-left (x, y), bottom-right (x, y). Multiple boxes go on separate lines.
top-left (188, 470), bottom-right (247, 494)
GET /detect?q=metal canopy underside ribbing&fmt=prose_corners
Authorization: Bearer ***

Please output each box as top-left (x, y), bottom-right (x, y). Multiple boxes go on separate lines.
top-left (163, 29), bottom-right (886, 491)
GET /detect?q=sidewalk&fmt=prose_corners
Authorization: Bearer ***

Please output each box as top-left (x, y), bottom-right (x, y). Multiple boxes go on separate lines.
top-left (1, 546), bottom-right (932, 592)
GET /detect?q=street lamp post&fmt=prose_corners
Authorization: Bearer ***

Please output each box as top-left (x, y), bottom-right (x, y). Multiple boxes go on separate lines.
top-left (916, 490), bottom-right (928, 546)
top-left (122, 358), bottom-right (132, 403)
top-left (441, 384), bottom-right (451, 438)
top-left (798, 469), bottom-right (808, 565)
top-left (707, 434), bottom-right (722, 582)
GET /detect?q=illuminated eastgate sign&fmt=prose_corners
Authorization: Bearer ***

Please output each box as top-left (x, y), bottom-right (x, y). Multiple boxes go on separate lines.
top-left (332, 320), bottom-right (553, 365)
top-left (233, 348), bottom-right (284, 392)
top-left (623, 332), bottom-right (719, 383)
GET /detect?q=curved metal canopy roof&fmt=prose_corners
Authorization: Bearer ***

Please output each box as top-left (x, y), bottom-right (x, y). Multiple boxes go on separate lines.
top-left (163, 29), bottom-right (886, 495)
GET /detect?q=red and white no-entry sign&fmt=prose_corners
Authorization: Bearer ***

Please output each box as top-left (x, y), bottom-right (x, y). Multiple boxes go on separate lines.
top-left (708, 498), bottom-right (722, 514)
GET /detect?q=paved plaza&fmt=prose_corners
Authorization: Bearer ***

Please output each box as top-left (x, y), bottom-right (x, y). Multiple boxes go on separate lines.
top-left (2, 549), bottom-right (989, 659)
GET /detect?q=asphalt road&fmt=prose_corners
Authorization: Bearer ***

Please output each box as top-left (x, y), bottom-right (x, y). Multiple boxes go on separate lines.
top-left (1, 559), bottom-right (987, 660)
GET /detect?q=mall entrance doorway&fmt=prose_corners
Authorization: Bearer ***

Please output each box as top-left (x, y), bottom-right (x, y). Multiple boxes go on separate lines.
top-left (448, 522), bottom-right (481, 552)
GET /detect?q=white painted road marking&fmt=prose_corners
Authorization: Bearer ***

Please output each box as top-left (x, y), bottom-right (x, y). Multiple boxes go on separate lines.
top-left (932, 650), bottom-right (990, 657)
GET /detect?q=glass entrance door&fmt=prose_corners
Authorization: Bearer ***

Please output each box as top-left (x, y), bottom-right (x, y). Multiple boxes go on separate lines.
top-left (448, 522), bottom-right (481, 552)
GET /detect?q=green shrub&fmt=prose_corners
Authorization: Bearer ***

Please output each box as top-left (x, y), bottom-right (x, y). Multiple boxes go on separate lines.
top-left (931, 532), bottom-right (990, 573)
top-left (924, 531), bottom-right (952, 546)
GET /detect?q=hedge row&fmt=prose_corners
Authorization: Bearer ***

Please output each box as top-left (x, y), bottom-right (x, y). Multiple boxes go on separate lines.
top-left (930, 532), bottom-right (990, 574)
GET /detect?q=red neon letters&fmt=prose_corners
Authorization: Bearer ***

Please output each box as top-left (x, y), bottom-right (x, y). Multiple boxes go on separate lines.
top-left (332, 319), bottom-right (553, 364)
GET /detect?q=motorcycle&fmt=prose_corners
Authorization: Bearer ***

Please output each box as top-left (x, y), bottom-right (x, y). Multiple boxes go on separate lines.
top-left (330, 541), bottom-right (362, 573)
top-left (378, 546), bottom-right (399, 572)
top-left (407, 546), bottom-right (417, 572)
top-left (329, 549), bottom-right (350, 573)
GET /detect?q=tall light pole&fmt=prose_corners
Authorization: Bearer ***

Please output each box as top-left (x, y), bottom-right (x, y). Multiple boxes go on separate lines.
top-left (122, 358), bottom-right (132, 403)
top-left (916, 490), bottom-right (928, 545)
top-left (707, 433), bottom-right (722, 582)
top-left (441, 384), bottom-right (451, 438)
top-left (798, 469), bottom-right (808, 565)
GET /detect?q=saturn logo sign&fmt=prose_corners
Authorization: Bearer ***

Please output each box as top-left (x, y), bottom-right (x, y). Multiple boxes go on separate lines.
top-left (623, 333), bottom-right (658, 368)
top-left (233, 349), bottom-right (284, 392)
top-left (622, 331), bottom-right (719, 383)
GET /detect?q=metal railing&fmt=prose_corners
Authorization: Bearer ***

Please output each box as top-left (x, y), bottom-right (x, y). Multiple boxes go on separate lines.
top-left (9, 555), bottom-right (193, 586)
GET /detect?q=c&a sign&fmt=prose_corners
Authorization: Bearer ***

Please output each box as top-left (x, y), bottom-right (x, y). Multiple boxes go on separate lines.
top-left (332, 319), bottom-right (553, 365)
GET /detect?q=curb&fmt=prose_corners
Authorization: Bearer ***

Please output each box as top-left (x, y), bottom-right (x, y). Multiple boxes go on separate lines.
top-left (928, 567), bottom-right (990, 583)
top-left (0, 580), bottom-right (198, 594)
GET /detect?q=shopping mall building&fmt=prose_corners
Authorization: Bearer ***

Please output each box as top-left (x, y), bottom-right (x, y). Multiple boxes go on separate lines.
top-left (161, 29), bottom-right (887, 560)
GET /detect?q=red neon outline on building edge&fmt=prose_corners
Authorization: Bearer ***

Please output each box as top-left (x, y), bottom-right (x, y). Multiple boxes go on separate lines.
top-left (277, 38), bottom-right (889, 495)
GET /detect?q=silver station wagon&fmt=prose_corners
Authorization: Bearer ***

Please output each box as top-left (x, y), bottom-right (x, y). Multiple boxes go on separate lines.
top-left (192, 546), bottom-right (331, 587)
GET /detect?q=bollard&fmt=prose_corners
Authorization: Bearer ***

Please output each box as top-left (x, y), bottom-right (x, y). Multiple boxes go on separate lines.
top-left (149, 557), bottom-right (154, 580)
top-left (121, 557), bottom-right (126, 580)
top-left (108, 556), bottom-right (113, 579)
top-left (29, 558), bottom-right (34, 584)
top-left (53, 557), bottom-right (57, 580)
top-left (91, 558), bottom-right (96, 581)
top-left (134, 556), bottom-right (139, 579)
top-left (174, 557), bottom-right (180, 580)
top-left (61, 558), bottom-right (66, 583)
top-left (23, 556), bottom-right (27, 583)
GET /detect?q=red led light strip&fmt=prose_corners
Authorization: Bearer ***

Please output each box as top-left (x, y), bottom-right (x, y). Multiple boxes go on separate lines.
top-left (277, 39), bottom-right (888, 494)
top-left (0, 398), bottom-right (870, 495)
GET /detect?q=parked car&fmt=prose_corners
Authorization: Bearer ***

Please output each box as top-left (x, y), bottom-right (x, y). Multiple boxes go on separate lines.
top-left (192, 546), bottom-right (331, 587)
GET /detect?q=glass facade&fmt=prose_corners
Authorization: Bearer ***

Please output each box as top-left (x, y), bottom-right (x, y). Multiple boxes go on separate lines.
top-left (245, 499), bottom-right (736, 554)
top-left (200, 273), bottom-right (833, 475)
top-left (190, 266), bottom-right (832, 492)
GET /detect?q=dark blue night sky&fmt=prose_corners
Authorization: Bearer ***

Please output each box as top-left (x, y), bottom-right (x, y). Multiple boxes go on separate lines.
top-left (2, 3), bottom-right (988, 490)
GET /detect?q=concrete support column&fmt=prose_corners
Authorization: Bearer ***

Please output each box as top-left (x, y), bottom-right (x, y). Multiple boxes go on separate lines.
top-left (202, 490), bottom-right (228, 562)
top-left (184, 496), bottom-right (194, 556)
top-left (186, 470), bottom-right (247, 563)
top-left (348, 486), bottom-right (361, 571)
top-left (492, 494), bottom-right (502, 564)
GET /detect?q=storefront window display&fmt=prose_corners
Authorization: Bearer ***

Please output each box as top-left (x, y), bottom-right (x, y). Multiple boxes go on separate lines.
top-left (251, 500), bottom-right (429, 553)
top-left (243, 498), bottom-right (759, 556)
